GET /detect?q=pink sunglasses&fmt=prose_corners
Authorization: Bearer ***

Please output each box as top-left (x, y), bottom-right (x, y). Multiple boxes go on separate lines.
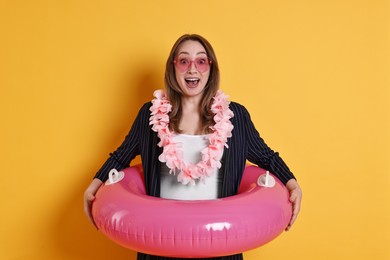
top-left (173, 57), bottom-right (212, 73)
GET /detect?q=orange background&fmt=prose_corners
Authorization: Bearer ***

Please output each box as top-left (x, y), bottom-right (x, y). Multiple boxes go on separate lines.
top-left (0, 0), bottom-right (389, 259)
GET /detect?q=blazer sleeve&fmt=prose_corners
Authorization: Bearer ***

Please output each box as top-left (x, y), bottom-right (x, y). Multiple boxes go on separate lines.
top-left (242, 105), bottom-right (296, 185)
top-left (94, 103), bottom-right (150, 181)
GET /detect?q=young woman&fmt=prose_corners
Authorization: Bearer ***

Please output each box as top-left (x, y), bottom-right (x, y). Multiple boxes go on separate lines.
top-left (84, 34), bottom-right (302, 260)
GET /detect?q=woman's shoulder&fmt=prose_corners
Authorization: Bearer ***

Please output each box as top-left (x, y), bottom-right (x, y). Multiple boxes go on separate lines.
top-left (129, 102), bottom-right (153, 123)
top-left (229, 101), bottom-right (249, 116)
top-left (229, 101), bottom-right (245, 110)
top-left (137, 101), bottom-right (153, 114)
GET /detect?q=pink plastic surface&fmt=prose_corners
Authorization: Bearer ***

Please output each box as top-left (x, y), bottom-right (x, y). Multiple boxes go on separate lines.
top-left (92, 165), bottom-right (292, 258)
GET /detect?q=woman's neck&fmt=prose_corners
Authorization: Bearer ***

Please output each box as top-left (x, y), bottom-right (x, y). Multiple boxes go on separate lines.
top-left (181, 94), bottom-right (202, 108)
top-left (179, 96), bottom-right (203, 135)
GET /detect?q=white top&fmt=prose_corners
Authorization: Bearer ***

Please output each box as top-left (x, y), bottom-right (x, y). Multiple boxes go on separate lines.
top-left (160, 134), bottom-right (221, 200)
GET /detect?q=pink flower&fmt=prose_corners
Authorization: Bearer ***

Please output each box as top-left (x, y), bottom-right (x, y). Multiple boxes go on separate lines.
top-left (153, 89), bottom-right (165, 99)
top-left (149, 89), bottom-right (234, 185)
top-left (178, 164), bottom-right (196, 185)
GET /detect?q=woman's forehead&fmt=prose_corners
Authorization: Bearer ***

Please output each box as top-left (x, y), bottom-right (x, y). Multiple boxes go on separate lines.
top-left (177, 40), bottom-right (207, 56)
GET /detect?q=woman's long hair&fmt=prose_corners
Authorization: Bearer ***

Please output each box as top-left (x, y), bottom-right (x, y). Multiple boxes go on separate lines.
top-left (164, 34), bottom-right (220, 134)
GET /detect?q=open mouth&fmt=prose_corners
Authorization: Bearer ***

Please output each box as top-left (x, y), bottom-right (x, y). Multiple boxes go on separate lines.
top-left (185, 78), bottom-right (200, 87)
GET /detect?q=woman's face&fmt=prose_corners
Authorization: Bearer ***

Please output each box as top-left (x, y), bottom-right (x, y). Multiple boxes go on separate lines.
top-left (174, 40), bottom-right (211, 99)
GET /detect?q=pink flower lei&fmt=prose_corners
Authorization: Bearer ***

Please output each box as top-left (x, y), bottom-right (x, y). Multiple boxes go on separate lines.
top-left (149, 89), bottom-right (234, 185)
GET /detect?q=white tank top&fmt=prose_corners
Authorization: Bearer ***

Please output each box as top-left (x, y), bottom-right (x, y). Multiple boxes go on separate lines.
top-left (160, 134), bottom-right (221, 200)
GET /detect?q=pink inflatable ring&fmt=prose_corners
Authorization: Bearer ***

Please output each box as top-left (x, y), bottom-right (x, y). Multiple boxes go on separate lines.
top-left (92, 165), bottom-right (292, 258)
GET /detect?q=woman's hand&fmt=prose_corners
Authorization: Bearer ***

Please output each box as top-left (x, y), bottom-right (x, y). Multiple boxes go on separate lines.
top-left (285, 179), bottom-right (302, 231)
top-left (83, 178), bottom-right (103, 229)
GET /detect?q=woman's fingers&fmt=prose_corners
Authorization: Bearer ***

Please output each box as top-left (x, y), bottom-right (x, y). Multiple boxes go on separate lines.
top-left (84, 192), bottom-right (98, 229)
top-left (285, 184), bottom-right (302, 231)
top-left (83, 178), bottom-right (103, 229)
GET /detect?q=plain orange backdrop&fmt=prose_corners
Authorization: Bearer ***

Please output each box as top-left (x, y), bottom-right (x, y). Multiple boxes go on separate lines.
top-left (0, 0), bottom-right (389, 259)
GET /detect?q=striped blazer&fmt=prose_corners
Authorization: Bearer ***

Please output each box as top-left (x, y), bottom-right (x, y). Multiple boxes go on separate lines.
top-left (95, 101), bottom-right (295, 198)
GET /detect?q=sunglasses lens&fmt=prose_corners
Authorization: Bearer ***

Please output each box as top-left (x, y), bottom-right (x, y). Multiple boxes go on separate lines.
top-left (175, 58), bottom-right (190, 72)
top-left (194, 58), bottom-right (210, 72)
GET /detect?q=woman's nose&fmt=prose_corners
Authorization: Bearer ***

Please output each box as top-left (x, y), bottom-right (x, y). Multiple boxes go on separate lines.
top-left (187, 61), bottom-right (198, 73)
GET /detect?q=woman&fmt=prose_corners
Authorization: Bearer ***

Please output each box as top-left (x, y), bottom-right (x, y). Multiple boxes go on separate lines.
top-left (84, 34), bottom-right (302, 260)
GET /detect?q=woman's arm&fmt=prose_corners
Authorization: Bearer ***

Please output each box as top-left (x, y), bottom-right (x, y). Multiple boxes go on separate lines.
top-left (242, 105), bottom-right (295, 184)
top-left (242, 104), bottom-right (302, 230)
top-left (94, 103), bottom-right (151, 181)
top-left (84, 102), bottom-right (151, 228)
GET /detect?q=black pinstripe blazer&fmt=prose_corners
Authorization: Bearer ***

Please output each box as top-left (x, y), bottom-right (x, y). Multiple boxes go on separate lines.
top-left (95, 101), bottom-right (295, 198)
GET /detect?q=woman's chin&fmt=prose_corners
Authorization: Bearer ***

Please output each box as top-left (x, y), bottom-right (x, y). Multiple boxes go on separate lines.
top-left (180, 84), bottom-right (206, 97)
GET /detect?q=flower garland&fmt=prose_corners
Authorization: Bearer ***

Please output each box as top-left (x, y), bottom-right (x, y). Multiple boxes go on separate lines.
top-left (149, 89), bottom-right (234, 185)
